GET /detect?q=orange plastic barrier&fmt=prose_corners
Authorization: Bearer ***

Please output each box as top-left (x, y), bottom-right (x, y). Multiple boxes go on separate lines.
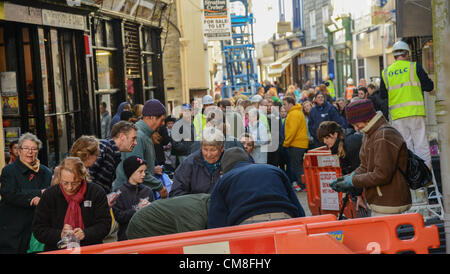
top-left (43, 213), bottom-right (439, 254)
top-left (302, 146), bottom-right (356, 218)
top-left (305, 213), bottom-right (440, 254)
top-left (44, 215), bottom-right (338, 254)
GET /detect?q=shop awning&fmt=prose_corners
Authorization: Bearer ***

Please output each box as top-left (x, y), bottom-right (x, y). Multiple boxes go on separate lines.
top-left (267, 47), bottom-right (302, 78)
top-left (268, 62), bottom-right (290, 78)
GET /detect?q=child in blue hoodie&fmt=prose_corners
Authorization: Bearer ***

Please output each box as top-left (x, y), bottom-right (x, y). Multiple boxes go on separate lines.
top-left (112, 156), bottom-right (154, 241)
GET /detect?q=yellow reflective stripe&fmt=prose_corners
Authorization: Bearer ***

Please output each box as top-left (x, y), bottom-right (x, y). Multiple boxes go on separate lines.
top-left (389, 101), bottom-right (424, 111)
top-left (388, 81), bottom-right (421, 91)
top-left (410, 62), bottom-right (415, 81)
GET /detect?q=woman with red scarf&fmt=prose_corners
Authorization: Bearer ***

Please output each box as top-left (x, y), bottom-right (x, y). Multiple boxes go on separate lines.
top-left (32, 157), bottom-right (111, 251)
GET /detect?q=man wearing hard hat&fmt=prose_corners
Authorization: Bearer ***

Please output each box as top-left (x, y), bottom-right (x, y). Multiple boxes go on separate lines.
top-left (193, 95), bottom-right (215, 140)
top-left (345, 78), bottom-right (357, 101)
top-left (380, 40), bottom-right (434, 168)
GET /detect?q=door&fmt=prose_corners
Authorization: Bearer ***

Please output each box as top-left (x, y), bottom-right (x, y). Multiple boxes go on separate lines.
top-left (41, 28), bottom-right (82, 169)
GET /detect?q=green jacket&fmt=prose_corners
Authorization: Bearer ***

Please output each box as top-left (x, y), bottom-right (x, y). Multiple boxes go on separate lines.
top-left (113, 119), bottom-right (163, 191)
top-left (126, 193), bottom-right (211, 239)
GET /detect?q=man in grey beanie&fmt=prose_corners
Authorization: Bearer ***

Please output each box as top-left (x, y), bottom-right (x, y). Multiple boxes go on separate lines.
top-left (207, 147), bottom-right (305, 228)
top-left (113, 99), bottom-right (168, 198)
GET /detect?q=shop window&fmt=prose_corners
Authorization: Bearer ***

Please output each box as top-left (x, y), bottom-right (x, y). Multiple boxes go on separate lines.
top-left (141, 27), bottom-right (157, 101)
top-left (93, 18), bottom-right (119, 93)
top-left (96, 50), bottom-right (118, 90)
top-left (357, 58), bottom-right (365, 81)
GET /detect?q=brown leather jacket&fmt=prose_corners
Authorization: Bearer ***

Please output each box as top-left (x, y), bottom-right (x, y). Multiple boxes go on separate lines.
top-left (352, 112), bottom-right (412, 214)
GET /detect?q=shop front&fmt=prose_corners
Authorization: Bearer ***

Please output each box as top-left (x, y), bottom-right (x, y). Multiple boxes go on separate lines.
top-left (90, 0), bottom-right (168, 137)
top-left (296, 45), bottom-right (328, 88)
top-left (0, 2), bottom-right (94, 169)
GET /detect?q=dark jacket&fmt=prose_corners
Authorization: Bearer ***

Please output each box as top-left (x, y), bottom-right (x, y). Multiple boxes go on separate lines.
top-left (207, 162), bottom-right (305, 228)
top-left (308, 102), bottom-right (348, 143)
top-left (154, 126), bottom-right (171, 165)
top-left (0, 159), bottom-right (52, 254)
top-left (112, 181), bottom-right (154, 241)
top-left (368, 90), bottom-right (389, 121)
top-left (110, 102), bottom-right (129, 131)
top-left (331, 132), bottom-right (364, 197)
top-left (352, 112), bottom-right (411, 213)
top-left (331, 132), bottom-right (363, 176)
top-left (171, 118), bottom-right (196, 156)
top-left (32, 182), bottom-right (111, 252)
top-left (170, 149), bottom-right (221, 197)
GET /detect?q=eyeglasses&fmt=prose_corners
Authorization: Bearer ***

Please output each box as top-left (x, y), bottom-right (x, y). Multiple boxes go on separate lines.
top-left (20, 147), bottom-right (39, 153)
top-left (61, 180), bottom-right (82, 188)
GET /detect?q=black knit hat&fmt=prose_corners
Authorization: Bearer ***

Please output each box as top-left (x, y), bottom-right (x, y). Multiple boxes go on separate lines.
top-left (123, 156), bottom-right (147, 179)
top-left (220, 147), bottom-right (251, 174)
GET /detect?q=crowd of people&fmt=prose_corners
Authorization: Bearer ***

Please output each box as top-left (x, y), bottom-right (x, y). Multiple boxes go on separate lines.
top-left (0, 40), bottom-right (435, 254)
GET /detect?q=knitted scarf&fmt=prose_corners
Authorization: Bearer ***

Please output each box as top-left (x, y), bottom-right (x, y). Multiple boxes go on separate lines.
top-left (59, 180), bottom-right (87, 230)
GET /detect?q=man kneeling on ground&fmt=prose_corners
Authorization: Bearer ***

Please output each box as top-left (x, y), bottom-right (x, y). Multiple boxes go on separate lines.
top-left (207, 147), bottom-right (305, 228)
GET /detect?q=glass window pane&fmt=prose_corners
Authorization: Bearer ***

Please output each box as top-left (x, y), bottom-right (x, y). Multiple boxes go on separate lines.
top-left (45, 116), bottom-right (57, 169)
top-left (63, 33), bottom-right (76, 112)
top-left (105, 21), bottom-right (115, 48)
top-left (0, 27), bottom-right (4, 44)
top-left (50, 29), bottom-right (64, 114)
top-left (144, 56), bottom-right (153, 87)
top-left (142, 29), bottom-right (152, 52)
top-left (22, 28), bottom-right (30, 43)
top-left (95, 20), bottom-right (104, 47)
top-left (96, 50), bottom-right (117, 89)
top-left (23, 42), bottom-right (35, 101)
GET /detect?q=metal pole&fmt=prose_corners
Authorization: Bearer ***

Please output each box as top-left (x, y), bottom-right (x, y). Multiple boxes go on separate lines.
top-left (432, 0), bottom-right (450, 254)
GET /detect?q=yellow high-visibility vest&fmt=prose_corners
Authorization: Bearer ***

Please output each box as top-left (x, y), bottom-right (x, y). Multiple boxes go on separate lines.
top-left (382, 60), bottom-right (425, 121)
top-left (327, 80), bottom-right (336, 99)
top-left (193, 113), bottom-right (206, 141)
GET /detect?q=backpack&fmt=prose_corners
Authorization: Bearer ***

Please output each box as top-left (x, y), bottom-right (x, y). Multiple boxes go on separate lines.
top-left (381, 125), bottom-right (433, 190)
top-left (397, 146), bottom-right (433, 190)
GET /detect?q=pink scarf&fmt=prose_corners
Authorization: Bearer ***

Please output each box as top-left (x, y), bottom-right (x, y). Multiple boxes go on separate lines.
top-left (60, 180), bottom-right (87, 230)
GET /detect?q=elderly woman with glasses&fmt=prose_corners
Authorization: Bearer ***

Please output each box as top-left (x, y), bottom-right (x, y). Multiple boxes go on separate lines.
top-left (32, 157), bottom-right (111, 251)
top-left (0, 133), bottom-right (53, 254)
top-left (170, 127), bottom-right (225, 197)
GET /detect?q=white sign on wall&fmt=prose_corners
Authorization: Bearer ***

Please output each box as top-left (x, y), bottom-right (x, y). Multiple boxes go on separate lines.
top-left (42, 9), bottom-right (86, 31)
top-left (319, 171), bottom-right (340, 211)
top-left (202, 0), bottom-right (232, 41)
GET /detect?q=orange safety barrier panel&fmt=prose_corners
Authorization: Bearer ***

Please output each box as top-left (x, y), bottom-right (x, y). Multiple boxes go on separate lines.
top-left (305, 213), bottom-right (440, 254)
top-left (43, 213), bottom-right (439, 254)
top-left (43, 214), bottom-right (338, 254)
top-left (301, 146), bottom-right (356, 218)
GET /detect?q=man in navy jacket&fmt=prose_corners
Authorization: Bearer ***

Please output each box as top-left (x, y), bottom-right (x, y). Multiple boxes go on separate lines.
top-left (207, 147), bottom-right (305, 228)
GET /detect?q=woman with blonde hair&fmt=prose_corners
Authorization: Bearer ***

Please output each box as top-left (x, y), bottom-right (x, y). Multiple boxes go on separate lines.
top-left (267, 88), bottom-right (282, 104)
top-left (32, 157), bottom-right (111, 251)
top-left (69, 136), bottom-right (99, 169)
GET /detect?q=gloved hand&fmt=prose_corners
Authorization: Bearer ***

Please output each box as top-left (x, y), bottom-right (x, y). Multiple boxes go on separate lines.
top-left (330, 172), bottom-right (355, 193)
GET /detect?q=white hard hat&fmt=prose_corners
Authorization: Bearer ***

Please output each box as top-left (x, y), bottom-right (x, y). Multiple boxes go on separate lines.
top-left (392, 41), bottom-right (410, 56)
top-left (346, 78), bottom-right (354, 85)
top-left (251, 94), bottom-right (263, 103)
top-left (202, 94), bottom-right (214, 105)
